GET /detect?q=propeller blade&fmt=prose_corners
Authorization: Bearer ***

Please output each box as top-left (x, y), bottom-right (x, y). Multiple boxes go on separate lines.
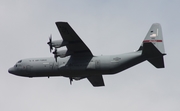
top-left (54, 55), bottom-right (57, 62)
top-left (53, 48), bottom-right (58, 62)
top-left (47, 34), bottom-right (53, 52)
top-left (53, 48), bottom-right (57, 54)
top-left (69, 77), bottom-right (73, 85)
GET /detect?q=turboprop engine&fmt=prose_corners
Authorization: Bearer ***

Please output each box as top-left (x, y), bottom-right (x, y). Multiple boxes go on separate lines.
top-left (53, 49), bottom-right (72, 62)
top-left (47, 35), bottom-right (67, 52)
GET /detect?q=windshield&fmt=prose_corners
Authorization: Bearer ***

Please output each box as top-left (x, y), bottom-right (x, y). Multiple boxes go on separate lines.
top-left (17, 60), bottom-right (22, 63)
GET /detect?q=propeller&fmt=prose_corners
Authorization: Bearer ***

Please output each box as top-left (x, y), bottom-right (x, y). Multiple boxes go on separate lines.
top-left (69, 77), bottom-right (73, 85)
top-left (47, 34), bottom-right (53, 52)
top-left (53, 48), bottom-right (58, 62)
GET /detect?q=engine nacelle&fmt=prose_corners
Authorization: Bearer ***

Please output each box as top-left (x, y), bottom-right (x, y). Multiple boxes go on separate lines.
top-left (51, 40), bottom-right (67, 48)
top-left (56, 49), bottom-right (72, 58)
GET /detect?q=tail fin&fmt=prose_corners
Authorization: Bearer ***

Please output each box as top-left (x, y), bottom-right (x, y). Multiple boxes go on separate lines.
top-left (138, 23), bottom-right (166, 68)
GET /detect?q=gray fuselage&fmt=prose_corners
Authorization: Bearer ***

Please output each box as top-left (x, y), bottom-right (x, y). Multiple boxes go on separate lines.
top-left (9, 51), bottom-right (145, 78)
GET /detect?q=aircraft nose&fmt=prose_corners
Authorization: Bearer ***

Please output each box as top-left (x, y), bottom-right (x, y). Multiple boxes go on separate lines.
top-left (8, 67), bottom-right (16, 74)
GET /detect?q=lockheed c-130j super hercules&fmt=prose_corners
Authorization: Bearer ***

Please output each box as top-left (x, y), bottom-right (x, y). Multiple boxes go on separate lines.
top-left (8, 22), bottom-right (166, 87)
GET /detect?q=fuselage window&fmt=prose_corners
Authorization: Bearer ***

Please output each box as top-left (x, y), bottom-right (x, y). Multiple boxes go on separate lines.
top-left (17, 60), bottom-right (22, 63)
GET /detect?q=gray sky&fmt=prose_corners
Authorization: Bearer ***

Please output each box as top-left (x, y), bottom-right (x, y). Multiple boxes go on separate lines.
top-left (1, 0), bottom-right (180, 111)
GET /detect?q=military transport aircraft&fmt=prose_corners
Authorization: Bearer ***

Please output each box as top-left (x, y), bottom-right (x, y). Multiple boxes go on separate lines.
top-left (8, 22), bottom-right (166, 87)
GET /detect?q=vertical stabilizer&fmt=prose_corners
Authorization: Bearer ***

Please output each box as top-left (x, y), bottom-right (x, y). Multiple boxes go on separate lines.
top-left (138, 23), bottom-right (166, 68)
top-left (139, 23), bottom-right (165, 54)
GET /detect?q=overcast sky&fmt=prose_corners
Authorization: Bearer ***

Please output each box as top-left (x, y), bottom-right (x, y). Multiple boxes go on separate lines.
top-left (1, 0), bottom-right (180, 111)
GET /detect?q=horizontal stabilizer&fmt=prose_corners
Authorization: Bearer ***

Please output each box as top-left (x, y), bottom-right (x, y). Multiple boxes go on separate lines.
top-left (147, 57), bottom-right (165, 68)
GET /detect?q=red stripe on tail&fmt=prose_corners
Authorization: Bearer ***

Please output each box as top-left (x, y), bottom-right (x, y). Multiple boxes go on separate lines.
top-left (143, 40), bottom-right (162, 43)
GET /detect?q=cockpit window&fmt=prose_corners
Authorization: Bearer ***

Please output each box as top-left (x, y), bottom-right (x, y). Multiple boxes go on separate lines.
top-left (17, 60), bottom-right (22, 63)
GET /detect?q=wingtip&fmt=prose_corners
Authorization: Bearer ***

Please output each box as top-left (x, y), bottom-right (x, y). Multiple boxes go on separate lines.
top-left (55, 21), bottom-right (68, 24)
top-left (152, 23), bottom-right (161, 26)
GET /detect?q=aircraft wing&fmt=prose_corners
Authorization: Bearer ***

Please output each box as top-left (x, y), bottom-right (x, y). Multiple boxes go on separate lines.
top-left (87, 75), bottom-right (105, 87)
top-left (56, 22), bottom-right (93, 56)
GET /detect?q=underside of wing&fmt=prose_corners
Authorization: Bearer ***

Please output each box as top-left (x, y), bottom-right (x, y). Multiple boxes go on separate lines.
top-left (56, 22), bottom-right (93, 56)
top-left (87, 75), bottom-right (105, 87)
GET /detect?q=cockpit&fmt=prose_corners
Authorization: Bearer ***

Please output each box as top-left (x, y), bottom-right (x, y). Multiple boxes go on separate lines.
top-left (14, 60), bottom-right (22, 67)
top-left (9, 59), bottom-right (26, 76)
